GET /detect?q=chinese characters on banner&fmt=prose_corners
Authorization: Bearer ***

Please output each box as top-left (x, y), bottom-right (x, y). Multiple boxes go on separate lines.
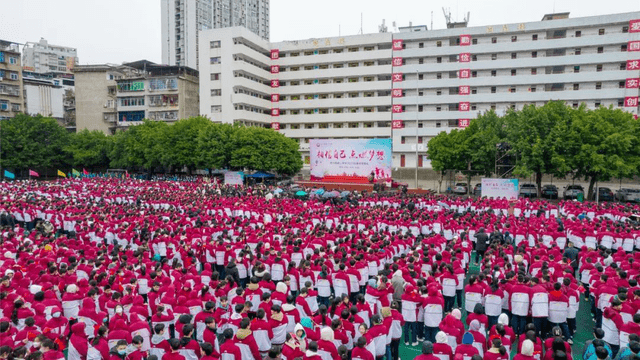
top-left (271, 79), bottom-right (280, 88)
top-left (629, 41), bottom-right (640, 52)
top-left (459, 53), bottom-right (471, 62)
top-left (392, 89), bottom-right (403, 98)
top-left (392, 120), bottom-right (404, 129)
top-left (271, 94), bottom-right (280, 102)
top-left (459, 69), bottom-right (470, 79)
top-left (459, 86), bottom-right (470, 95)
top-left (271, 122), bottom-right (280, 130)
top-left (392, 73), bottom-right (403, 82)
top-left (392, 105), bottom-right (403, 113)
top-left (270, 65), bottom-right (280, 74)
top-left (392, 39), bottom-right (403, 50)
top-left (625, 97), bottom-right (639, 107)
top-left (626, 78), bottom-right (640, 88)
top-left (460, 35), bottom-right (471, 46)
top-left (630, 19), bottom-right (640, 33)
top-left (270, 49), bottom-right (280, 60)
top-left (271, 108), bottom-right (280, 116)
top-left (392, 57), bottom-right (403, 67)
top-left (627, 60), bottom-right (640, 70)
top-left (459, 102), bottom-right (470, 111)
top-left (458, 119), bottom-right (470, 128)
top-left (270, 49), bottom-right (280, 127)
top-left (309, 139), bottom-right (393, 181)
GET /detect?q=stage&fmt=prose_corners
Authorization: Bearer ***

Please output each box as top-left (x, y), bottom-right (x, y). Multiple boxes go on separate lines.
top-left (295, 181), bottom-right (433, 195)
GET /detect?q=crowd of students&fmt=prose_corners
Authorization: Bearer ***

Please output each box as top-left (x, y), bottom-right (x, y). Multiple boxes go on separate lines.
top-left (0, 178), bottom-right (638, 360)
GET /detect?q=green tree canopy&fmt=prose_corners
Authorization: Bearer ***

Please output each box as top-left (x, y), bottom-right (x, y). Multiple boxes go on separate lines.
top-left (65, 129), bottom-right (111, 169)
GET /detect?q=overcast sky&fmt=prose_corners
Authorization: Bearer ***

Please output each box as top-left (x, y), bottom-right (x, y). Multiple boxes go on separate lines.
top-left (1, 0), bottom-right (639, 65)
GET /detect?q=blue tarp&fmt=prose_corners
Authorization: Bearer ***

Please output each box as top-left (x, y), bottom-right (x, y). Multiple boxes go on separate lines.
top-left (246, 171), bottom-right (275, 178)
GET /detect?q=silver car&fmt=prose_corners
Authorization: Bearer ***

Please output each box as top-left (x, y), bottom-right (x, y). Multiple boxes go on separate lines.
top-left (452, 183), bottom-right (468, 195)
top-left (563, 185), bottom-right (584, 200)
top-left (519, 183), bottom-right (537, 198)
top-left (616, 188), bottom-right (640, 202)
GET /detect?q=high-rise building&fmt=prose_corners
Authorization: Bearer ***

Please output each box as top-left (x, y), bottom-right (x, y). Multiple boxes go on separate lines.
top-left (162, 0), bottom-right (269, 70)
top-left (22, 38), bottom-right (78, 74)
top-left (0, 40), bottom-right (24, 119)
top-left (199, 11), bottom-right (640, 171)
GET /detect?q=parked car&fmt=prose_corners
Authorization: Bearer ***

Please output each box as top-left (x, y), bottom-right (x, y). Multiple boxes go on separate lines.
top-left (593, 187), bottom-right (615, 201)
top-left (473, 183), bottom-right (482, 196)
top-left (452, 183), bottom-right (468, 195)
top-left (616, 188), bottom-right (640, 202)
top-left (541, 184), bottom-right (558, 199)
top-left (563, 185), bottom-right (585, 200)
top-left (519, 183), bottom-right (537, 198)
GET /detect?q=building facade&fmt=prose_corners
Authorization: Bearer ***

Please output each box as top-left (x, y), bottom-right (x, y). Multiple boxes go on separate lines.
top-left (22, 38), bottom-right (78, 74)
top-left (75, 61), bottom-right (199, 134)
top-left (162, 0), bottom-right (269, 70)
top-left (0, 40), bottom-right (24, 120)
top-left (199, 11), bottom-right (640, 170)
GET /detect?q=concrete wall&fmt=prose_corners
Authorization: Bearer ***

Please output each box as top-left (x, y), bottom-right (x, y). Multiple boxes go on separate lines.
top-left (75, 70), bottom-right (115, 134)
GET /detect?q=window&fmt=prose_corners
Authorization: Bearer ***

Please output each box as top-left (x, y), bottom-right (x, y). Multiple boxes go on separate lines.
top-left (9, 73), bottom-right (18, 80)
top-left (596, 64), bottom-right (603, 72)
top-left (437, 57), bottom-right (442, 63)
top-left (574, 66), bottom-right (580, 73)
top-left (436, 90), bottom-right (442, 95)
top-left (575, 48), bottom-right (581, 55)
top-left (211, 73), bottom-right (220, 80)
top-left (419, 42), bottom-right (424, 48)
top-left (472, 55), bottom-right (477, 61)
top-left (530, 87), bottom-right (537, 93)
top-left (491, 87), bottom-right (496, 93)
top-left (210, 40), bottom-right (221, 48)
top-left (0, 100), bottom-right (8, 111)
top-left (510, 87), bottom-right (516, 93)
top-left (621, 63), bottom-right (627, 70)
top-left (573, 102), bottom-right (579, 108)
top-left (619, 81), bottom-right (626, 88)
top-left (436, 41), bottom-right (442, 47)
top-left (210, 57), bottom-right (221, 64)
top-left (532, 34), bottom-right (538, 41)
top-left (575, 30), bottom-right (581, 37)
top-left (9, 57), bottom-right (17, 64)
top-left (419, 58), bottom-right (424, 64)
top-left (623, 26), bottom-right (629, 33)
top-left (597, 47), bottom-right (603, 54)
top-left (511, 36), bottom-right (517, 42)
top-left (119, 97), bottom-right (145, 107)
top-left (511, 69), bottom-right (517, 76)
top-left (471, 88), bottom-right (477, 94)
top-left (436, 106), bottom-right (441, 111)
top-left (531, 68), bottom-right (537, 75)
top-left (511, 53), bottom-right (517, 59)
top-left (573, 83), bottom-right (579, 90)
top-left (436, 73), bottom-right (442, 79)
top-left (596, 82), bottom-right (602, 90)
top-left (401, 137), bottom-right (405, 144)
top-left (418, 74), bottom-right (424, 80)
top-left (491, 54), bottom-right (497, 60)
top-left (472, 39), bottom-right (478, 45)
top-left (333, 123), bottom-right (343, 128)
top-left (621, 44), bottom-right (628, 52)
top-left (471, 71), bottom-right (477, 78)
top-left (211, 89), bottom-right (221, 96)
top-left (595, 101), bottom-right (601, 107)
top-left (598, 28), bottom-right (605, 35)
top-left (11, 103), bottom-right (19, 112)
top-left (348, 47), bottom-right (359, 52)
top-left (491, 70), bottom-right (497, 77)
top-left (491, 37), bottom-right (497, 44)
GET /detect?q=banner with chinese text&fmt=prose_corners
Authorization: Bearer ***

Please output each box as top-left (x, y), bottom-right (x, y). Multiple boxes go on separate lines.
top-left (310, 139), bottom-right (392, 183)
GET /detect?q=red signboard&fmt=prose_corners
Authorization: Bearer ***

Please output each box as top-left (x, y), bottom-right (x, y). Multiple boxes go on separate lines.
top-left (271, 108), bottom-right (280, 116)
top-left (459, 69), bottom-right (470, 79)
top-left (460, 35), bottom-right (471, 46)
top-left (392, 57), bottom-right (403, 67)
top-left (626, 78), bottom-right (640, 88)
top-left (271, 94), bottom-right (280, 102)
top-left (392, 105), bottom-right (403, 113)
top-left (459, 53), bottom-right (471, 63)
top-left (270, 49), bottom-right (280, 60)
top-left (625, 97), bottom-right (639, 107)
top-left (270, 65), bottom-right (280, 73)
top-left (392, 39), bottom-right (403, 50)
top-left (459, 86), bottom-right (470, 95)
top-left (629, 41), bottom-right (640, 52)
top-left (271, 122), bottom-right (280, 130)
top-left (458, 119), bottom-right (470, 128)
top-left (459, 102), bottom-right (470, 111)
top-left (392, 89), bottom-right (403, 98)
top-left (392, 73), bottom-right (403, 82)
top-left (627, 60), bottom-right (640, 70)
top-left (392, 120), bottom-right (404, 129)
top-left (270, 79), bottom-right (280, 88)
top-left (630, 19), bottom-right (640, 33)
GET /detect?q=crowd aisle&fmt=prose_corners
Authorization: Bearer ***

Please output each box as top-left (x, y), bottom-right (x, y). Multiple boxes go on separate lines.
top-left (0, 178), bottom-right (638, 360)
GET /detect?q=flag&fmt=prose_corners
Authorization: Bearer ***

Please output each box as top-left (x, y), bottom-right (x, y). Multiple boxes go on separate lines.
top-left (29, 169), bottom-right (39, 177)
top-left (3, 170), bottom-right (14, 179)
top-left (57, 170), bottom-right (66, 178)
top-left (83, 168), bottom-right (89, 176)
top-left (72, 169), bottom-right (80, 177)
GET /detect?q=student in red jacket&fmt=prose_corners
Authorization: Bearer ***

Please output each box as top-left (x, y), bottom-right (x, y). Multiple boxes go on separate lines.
top-left (199, 342), bottom-right (218, 360)
top-left (163, 339), bottom-right (187, 360)
top-left (232, 318), bottom-right (261, 360)
top-left (127, 336), bottom-right (147, 360)
top-left (351, 336), bottom-right (374, 360)
top-left (178, 325), bottom-right (201, 359)
top-left (220, 329), bottom-right (241, 360)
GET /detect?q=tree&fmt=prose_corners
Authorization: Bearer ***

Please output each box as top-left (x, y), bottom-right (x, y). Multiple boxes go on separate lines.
top-left (563, 106), bottom-right (640, 200)
top-left (426, 129), bottom-right (467, 192)
top-left (108, 120), bottom-right (168, 172)
top-left (507, 101), bottom-right (573, 196)
top-left (163, 116), bottom-right (213, 173)
top-left (0, 114), bottom-right (71, 175)
top-left (230, 126), bottom-right (303, 175)
top-left (464, 110), bottom-right (508, 177)
top-left (197, 123), bottom-right (239, 171)
top-left (66, 129), bottom-right (111, 170)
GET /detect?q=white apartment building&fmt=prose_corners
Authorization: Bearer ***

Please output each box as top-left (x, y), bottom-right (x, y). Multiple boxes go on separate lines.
top-left (22, 38), bottom-right (78, 74)
top-left (199, 12), bottom-right (640, 170)
top-left (162, 0), bottom-right (269, 70)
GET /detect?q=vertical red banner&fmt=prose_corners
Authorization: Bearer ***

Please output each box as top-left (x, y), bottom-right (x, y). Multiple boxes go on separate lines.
top-left (271, 94), bottom-right (280, 102)
top-left (459, 53), bottom-right (471, 62)
top-left (392, 39), bottom-right (403, 50)
top-left (271, 122), bottom-right (280, 130)
top-left (460, 35), bottom-right (471, 46)
top-left (459, 86), bottom-right (470, 95)
top-left (459, 69), bottom-right (470, 79)
top-left (392, 105), bottom-right (403, 113)
top-left (392, 89), bottom-right (403, 98)
top-left (270, 49), bottom-right (280, 60)
top-left (459, 102), bottom-right (470, 111)
top-left (458, 119), bottom-right (470, 128)
top-left (624, 97), bottom-right (639, 107)
top-left (392, 120), bottom-right (404, 129)
top-left (271, 79), bottom-right (280, 88)
top-left (392, 57), bottom-right (403, 67)
top-left (630, 19), bottom-right (640, 33)
top-left (270, 65), bottom-right (280, 73)
top-left (392, 73), bottom-right (403, 82)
